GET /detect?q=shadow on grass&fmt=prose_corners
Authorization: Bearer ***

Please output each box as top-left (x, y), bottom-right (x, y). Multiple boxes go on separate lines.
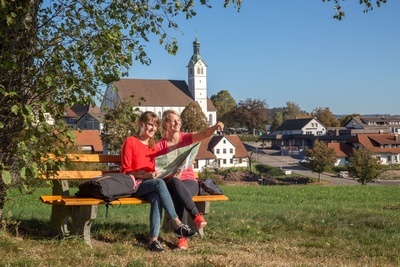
top-left (10, 218), bottom-right (150, 245)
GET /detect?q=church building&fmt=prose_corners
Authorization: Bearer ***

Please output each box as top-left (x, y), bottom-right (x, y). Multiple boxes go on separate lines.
top-left (100, 37), bottom-right (217, 124)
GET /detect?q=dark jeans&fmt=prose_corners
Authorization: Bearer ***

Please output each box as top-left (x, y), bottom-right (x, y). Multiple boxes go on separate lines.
top-left (165, 178), bottom-right (199, 224)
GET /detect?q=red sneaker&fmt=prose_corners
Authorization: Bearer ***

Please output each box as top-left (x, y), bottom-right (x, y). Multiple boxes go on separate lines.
top-left (193, 213), bottom-right (207, 230)
top-left (177, 237), bottom-right (188, 250)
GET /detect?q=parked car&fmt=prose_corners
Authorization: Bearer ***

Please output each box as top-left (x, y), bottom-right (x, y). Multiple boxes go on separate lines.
top-left (299, 157), bottom-right (312, 164)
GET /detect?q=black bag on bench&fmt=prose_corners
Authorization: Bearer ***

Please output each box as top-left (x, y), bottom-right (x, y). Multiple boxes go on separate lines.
top-left (198, 178), bottom-right (223, 195)
top-left (75, 173), bottom-right (135, 204)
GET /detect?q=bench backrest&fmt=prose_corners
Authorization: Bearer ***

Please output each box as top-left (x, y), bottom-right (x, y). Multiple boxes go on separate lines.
top-left (46, 153), bottom-right (198, 180)
top-left (45, 154), bottom-right (121, 180)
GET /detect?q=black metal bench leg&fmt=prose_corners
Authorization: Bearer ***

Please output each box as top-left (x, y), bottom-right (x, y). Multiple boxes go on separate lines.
top-left (70, 205), bottom-right (98, 248)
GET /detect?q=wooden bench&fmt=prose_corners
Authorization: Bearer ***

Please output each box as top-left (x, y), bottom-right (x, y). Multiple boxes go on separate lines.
top-left (40, 153), bottom-right (229, 247)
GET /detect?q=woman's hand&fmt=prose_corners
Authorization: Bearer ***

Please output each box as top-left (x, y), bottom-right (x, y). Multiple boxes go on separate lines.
top-left (136, 170), bottom-right (161, 179)
top-left (215, 121), bottom-right (224, 132)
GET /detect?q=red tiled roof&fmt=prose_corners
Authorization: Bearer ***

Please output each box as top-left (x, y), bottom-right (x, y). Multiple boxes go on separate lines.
top-left (349, 133), bottom-right (400, 154)
top-left (328, 143), bottom-right (353, 157)
top-left (196, 136), bottom-right (216, 159)
top-left (73, 130), bottom-right (103, 153)
top-left (63, 108), bottom-right (77, 118)
top-left (195, 134), bottom-right (248, 159)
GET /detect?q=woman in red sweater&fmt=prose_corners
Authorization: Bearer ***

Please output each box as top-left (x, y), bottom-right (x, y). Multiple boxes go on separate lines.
top-left (121, 111), bottom-right (196, 252)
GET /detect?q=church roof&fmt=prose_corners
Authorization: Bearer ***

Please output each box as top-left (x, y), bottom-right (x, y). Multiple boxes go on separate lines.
top-left (112, 78), bottom-right (216, 111)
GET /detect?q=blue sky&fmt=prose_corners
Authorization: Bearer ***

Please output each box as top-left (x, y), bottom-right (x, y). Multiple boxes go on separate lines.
top-left (125, 1), bottom-right (400, 116)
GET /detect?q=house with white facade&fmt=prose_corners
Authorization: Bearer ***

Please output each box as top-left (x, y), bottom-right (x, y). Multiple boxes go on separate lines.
top-left (193, 135), bottom-right (249, 172)
top-left (100, 37), bottom-right (217, 124)
top-left (327, 142), bottom-right (353, 166)
top-left (344, 116), bottom-right (400, 134)
top-left (347, 133), bottom-right (400, 165)
top-left (258, 118), bottom-right (327, 151)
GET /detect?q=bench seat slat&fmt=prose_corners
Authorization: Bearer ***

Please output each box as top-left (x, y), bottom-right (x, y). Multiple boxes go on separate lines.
top-left (40, 195), bottom-right (229, 206)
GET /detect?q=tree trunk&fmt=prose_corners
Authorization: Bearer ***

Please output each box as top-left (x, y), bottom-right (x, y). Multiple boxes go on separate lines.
top-left (0, 184), bottom-right (7, 220)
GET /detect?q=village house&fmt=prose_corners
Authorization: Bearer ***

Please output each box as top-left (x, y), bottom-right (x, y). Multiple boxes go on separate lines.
top-left (194, 135), bottom-right (249, 171)
top-left (258, 118), bottom-right (327, 153)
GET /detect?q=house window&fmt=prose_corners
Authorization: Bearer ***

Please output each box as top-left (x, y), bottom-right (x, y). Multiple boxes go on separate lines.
top-left (216, 149), bottom-right (220, 154)
top-left (239, 158), bottom-right (242, 164)
top-left (223, 140), bottom-right (226, 144)
top-left (230, 159), bottom-right (233, 164)
top-left (306, 131), bottom-right (312, 135)
top-left (223, 149), bottom-right (226, 154)
top-left (223, 159), bottom-right (226, 164)
top-left (83, 124), bottom-right (87, 129)
top-left (388, 155), bottom-right (392, 162)
top-left (230, 148), bottom-right (233, 154)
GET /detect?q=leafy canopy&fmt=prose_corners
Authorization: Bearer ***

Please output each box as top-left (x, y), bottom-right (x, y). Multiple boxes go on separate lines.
top-left (306, 140), bottom-right (337, 182)
top-left (0, 0), bottom-right (242, 207)
top-left (347, 147), bottom-right (382, 185)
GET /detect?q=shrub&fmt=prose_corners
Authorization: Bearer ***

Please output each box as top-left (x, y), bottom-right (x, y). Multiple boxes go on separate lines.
top-left (255, 164), bottom-right (284, 176)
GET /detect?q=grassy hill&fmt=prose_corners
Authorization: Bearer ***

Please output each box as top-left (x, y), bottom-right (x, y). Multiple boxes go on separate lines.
top-left (1, 185), bottom-right (400, 266)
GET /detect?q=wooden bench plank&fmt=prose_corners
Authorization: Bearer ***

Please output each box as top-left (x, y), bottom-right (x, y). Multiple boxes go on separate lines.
top-left (40, 195), bottom-right (229, 206)
top-left (48, 154), bottom-right (121, 163)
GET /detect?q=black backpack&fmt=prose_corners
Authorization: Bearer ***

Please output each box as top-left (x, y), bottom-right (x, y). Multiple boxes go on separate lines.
top-left (75, 173), bottom-right (135, 205)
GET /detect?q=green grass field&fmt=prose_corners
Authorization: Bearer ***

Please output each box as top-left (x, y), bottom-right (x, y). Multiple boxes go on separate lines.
top-left (1, 184), bottom-right (400, 266)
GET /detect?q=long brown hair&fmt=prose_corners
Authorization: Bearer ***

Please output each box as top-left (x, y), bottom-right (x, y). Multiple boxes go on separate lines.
top-left (161, 109), bottom-right (180, 138)
top-left (137, 111), bottom-right (159, 149)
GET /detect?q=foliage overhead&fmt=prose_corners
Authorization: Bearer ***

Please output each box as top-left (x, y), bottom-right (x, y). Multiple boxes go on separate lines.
top-left (322, 0), bottom-right (387, 20)
top-left (180, 102), bottom-right (209, 132)
top-left (347, 147), bottom-right (382, 185)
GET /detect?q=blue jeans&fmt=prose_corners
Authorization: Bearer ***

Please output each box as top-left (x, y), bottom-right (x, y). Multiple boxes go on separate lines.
top-left (132, 179), bottom-right (178, 238)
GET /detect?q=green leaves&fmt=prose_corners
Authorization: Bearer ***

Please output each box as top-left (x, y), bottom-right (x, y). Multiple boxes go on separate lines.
top-left (1, 170), bottom-right (12, 184)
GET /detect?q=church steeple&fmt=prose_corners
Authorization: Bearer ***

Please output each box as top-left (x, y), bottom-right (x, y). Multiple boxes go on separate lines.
top-left (188, 36), bottom-right (203, 66)
top-left (187, 36), bottom-right (208, 121)
top-left (193, 36), bottom-right (200, 56)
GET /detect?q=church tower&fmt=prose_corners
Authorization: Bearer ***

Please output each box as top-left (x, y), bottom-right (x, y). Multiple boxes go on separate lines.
top-left (187, 36), bottom-right (208, 117)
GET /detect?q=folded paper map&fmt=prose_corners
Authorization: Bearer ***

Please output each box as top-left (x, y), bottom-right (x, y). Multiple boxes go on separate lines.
top-left (155, 142), bottom-right (200, 180)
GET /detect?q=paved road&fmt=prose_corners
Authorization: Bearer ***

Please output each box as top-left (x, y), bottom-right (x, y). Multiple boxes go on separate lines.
top-left (244, 142), bottom-right (400, 186)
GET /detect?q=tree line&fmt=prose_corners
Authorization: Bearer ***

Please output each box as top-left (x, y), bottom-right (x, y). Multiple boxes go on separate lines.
top-left (210, 90), bottom-right (361, 134)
